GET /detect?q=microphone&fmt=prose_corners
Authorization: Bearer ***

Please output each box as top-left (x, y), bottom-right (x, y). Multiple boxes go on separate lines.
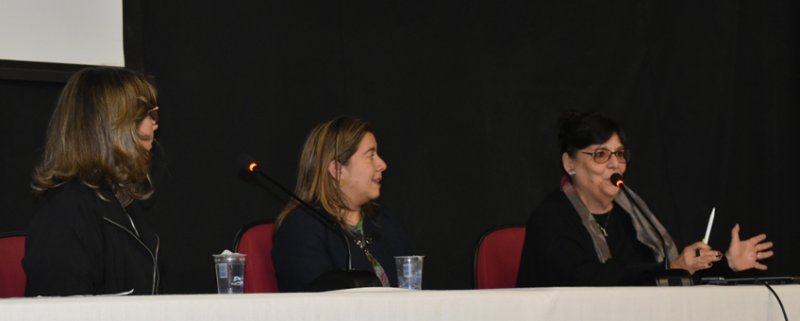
top-left (610, 173), bottom-right (667, 269)
top-left (238, 154), bottom-right (259, 173)
top-left (237, 153), bottom-right (381, 291)
top-left (238, 154), bottom-right (336, 226)
top-left (610, 174), bottom-right (692, 286)
top-left (610, 173), bottom-right (624, 188)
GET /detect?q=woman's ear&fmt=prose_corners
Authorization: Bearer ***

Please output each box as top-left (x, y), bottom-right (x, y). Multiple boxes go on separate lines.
top-left (328, 160), bottom-right (339, 179)
top-left (562, 152), bottom-right (573, 173)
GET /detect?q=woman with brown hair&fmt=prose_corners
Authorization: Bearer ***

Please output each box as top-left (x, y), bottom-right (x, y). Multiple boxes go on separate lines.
top-left (271, 116), bottom-right (411, 292)
top-left (23, 67), bottom-right (162, 296)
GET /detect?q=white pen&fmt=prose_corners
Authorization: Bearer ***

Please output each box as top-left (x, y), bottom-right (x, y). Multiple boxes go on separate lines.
top-left (702, 207), bottom-right (715, 244)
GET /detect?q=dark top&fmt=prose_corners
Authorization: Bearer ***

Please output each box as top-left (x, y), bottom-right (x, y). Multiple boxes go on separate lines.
top-left (272, 206), bottom-right (411, 292)
top-left (516, 189), bottom-right (661, 287)
top-left (23, 181), bottom-right (161, 296)
top-left (593, 206), bottom-right (658, 280)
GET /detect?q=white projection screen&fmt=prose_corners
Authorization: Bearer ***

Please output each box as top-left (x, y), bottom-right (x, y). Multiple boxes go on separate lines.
top-left (0, 0), bottom-right (126, 81)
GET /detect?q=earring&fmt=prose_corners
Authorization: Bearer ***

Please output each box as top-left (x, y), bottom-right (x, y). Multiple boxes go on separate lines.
top-left (339, 179), bottom-right (345, 187)
top-left (568, 169), bottom-right (576, 177)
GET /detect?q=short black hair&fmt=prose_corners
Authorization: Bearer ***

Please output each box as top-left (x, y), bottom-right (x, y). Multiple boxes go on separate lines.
top-left (558, 110), bottom-right (626, 156)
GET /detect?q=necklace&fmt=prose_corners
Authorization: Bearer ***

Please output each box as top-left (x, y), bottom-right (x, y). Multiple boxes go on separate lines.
top-left (596, 211), bottom-right (611, 237)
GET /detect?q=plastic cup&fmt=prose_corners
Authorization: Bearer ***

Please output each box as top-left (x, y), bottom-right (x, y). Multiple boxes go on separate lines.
top-left (394, 255), bottom-right (424, 290)
top-left (213, 253), bottom-right (246, 294)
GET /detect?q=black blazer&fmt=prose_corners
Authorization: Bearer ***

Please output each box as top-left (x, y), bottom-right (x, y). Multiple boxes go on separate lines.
top-left (23, 181), bottom-right (161, 296)
top-left (272, 207), bottom-right (411, 292)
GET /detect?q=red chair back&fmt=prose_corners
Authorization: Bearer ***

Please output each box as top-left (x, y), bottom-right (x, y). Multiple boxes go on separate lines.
top-left (0, 232), bottom-right (26, 298)
top-left (233, 221), bottom-right (279, 293)
top-left (474, 226), bottom-right (526, 289)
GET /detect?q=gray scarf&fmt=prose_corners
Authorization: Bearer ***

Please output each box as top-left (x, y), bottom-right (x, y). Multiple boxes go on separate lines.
top-left (561, 178), bottom-right (679, 264)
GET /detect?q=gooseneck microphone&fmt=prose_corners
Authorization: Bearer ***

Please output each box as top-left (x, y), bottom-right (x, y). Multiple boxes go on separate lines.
top-left (237, 154), bottom-right (338, 227)
top-left (610, 173), bottom-right (669, 270)
top-left (237, 153), bottom-right (381, 291)
top-left (610, 174), bottom-right (692, 286)
top-left (610, 173), bottom-right (624, 188)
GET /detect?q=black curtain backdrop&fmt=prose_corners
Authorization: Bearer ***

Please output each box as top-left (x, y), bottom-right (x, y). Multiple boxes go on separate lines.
top-left (1, 0), bottom-right (797, 293)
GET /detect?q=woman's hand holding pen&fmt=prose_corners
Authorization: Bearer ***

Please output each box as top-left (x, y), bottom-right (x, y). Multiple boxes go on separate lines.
top-left (670, 242), bottom-right (723, 275)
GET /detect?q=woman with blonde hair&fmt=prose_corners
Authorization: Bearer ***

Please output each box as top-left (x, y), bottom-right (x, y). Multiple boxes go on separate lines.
top-left (23, 67), bottom-right (162, 296)
top-left (272, 116), bottom-right (410, 292)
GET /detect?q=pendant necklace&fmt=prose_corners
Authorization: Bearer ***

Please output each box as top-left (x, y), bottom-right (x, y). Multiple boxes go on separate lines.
top-left (597, 211), bottom-right (611, 237)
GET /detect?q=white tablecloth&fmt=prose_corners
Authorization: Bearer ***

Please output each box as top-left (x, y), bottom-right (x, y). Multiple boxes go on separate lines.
top-left (1, 285), bottom-right (798, 321)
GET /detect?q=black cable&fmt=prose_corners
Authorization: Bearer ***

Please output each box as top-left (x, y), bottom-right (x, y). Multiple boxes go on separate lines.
top-left (758, 280), bottom-right (788, 321)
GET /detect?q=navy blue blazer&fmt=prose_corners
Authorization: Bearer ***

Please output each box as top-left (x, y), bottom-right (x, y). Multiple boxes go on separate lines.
top-left (272, 206), bottom-right (410, 292)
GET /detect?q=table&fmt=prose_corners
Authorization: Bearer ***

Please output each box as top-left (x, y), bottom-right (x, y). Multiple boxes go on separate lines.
top-left (1, 285), bottom-right (798, 321)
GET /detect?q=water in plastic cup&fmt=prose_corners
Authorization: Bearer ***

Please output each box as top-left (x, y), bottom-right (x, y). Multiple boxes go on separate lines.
top-left (213, 253), bottom-right (246, 294)
top-left (394, 255), bottom-right (424, 290)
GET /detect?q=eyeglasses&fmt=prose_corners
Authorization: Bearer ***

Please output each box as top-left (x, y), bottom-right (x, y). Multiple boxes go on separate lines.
top-left (580, 148), bottom-right (629, 163)
top-left (147, 106), bottom-right (160, 125)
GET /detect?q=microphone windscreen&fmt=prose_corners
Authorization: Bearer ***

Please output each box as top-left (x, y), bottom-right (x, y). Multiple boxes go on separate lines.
top-left (610, 173), bottom-right (624, 187)
top-left (237, 153), bottom-right (258, 171)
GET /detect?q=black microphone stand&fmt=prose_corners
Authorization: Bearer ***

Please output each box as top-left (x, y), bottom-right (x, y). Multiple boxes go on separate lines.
top-left (613, 175), bottom-right (692, 286)
top-left (239, 154), bottom-right (381, 291)
top-left (618, 186), bottom-right (669, 270)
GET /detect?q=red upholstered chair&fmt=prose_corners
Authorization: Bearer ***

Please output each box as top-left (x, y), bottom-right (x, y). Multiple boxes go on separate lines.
top-left (233, 220), bottom-right (279, 293)
top-left (0, 232), bottom-right (26, 298)
top-left (474, 225), bottom-right (526, 289)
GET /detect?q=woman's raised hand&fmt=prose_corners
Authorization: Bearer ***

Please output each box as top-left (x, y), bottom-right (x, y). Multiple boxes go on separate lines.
top-left (725, 224), bottom-right (774, 272)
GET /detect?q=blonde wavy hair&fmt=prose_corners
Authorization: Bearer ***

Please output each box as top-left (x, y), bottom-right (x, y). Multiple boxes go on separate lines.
top-left (275, 116), bottom-right (374, 232)
top-left (32, 67), bottom-right (157, 207)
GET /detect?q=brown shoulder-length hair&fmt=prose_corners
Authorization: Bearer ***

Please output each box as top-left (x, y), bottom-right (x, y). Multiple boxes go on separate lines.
top-left (275, 116), bottom-right (374, 232)
top-left (32, 67), bottom-right (158, 207)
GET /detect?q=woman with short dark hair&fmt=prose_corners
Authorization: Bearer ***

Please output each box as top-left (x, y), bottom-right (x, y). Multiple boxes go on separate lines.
top-left (516, 111), bottom-right (773, 287)
top-left (24, 67), bottom-right (162, 296)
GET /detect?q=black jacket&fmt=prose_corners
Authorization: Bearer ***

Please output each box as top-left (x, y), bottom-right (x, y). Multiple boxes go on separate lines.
top-left (23, 181), bottom-right (160, 296)
top-left (516, 189), bottom-right (660, 287)
top-left (272, 207), bottom-right (411, 292)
